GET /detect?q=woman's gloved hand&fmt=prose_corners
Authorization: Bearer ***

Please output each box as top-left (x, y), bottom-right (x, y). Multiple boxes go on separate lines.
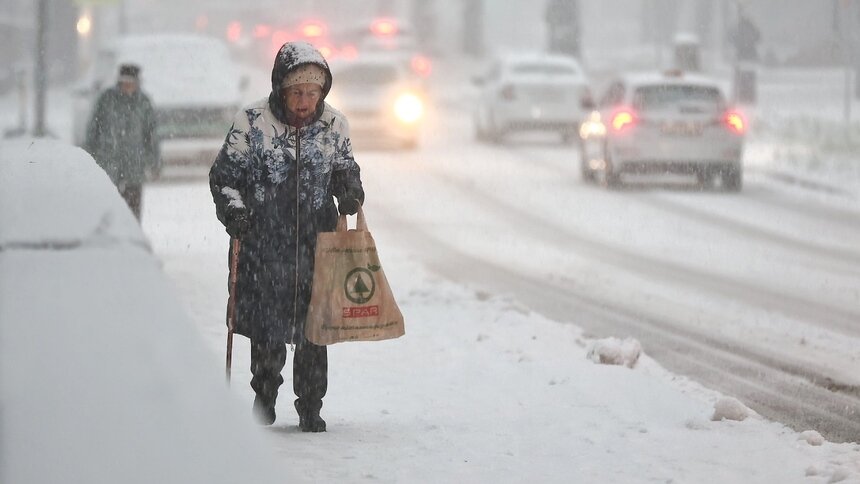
top-left (226, 210), bottom-right (251, 237)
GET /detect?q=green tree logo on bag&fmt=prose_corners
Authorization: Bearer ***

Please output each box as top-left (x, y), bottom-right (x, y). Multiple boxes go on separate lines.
top-left (344, 264), bottom-right (379, 304)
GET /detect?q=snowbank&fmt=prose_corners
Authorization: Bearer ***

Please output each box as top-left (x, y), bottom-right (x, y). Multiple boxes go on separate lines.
top-left (0, 139), bottom-right (286, 483)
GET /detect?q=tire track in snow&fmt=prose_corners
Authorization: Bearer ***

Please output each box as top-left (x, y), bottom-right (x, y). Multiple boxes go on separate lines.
top-left (507, 144), bottom-right (860, 276)
top-left (742, 180), bottom-right (860, 229)
top-left (427, 169), bottom-right (860, 339)
top-left (376, 208), bottom-right (860, 443)
top-left (633, 194), bottom-right (860, 274)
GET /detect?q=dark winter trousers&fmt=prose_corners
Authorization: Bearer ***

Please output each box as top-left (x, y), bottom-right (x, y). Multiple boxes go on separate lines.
top-left (250, 340), bottom-right (328, 416)
top-left (118, 183), bottom-right (143, 221)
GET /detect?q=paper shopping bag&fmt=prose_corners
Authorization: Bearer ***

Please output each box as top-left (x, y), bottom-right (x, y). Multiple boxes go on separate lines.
top-left (305, 206), bottom-right (405, 345)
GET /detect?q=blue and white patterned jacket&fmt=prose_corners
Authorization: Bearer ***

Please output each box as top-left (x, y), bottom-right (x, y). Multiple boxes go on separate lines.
top-left (209, 42), bottom-right (364, 344)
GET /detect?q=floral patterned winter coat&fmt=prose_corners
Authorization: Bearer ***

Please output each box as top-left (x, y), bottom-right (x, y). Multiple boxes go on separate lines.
top-left (209, 42), bottom-right (364, 344)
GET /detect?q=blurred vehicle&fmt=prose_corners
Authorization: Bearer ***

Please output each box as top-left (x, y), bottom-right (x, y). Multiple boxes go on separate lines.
top-left (73, 34), bottom-right (247, 166)
top-left (472, 53), bottom-right (591, 144)
top-left (327, 54), bottom-right (426, 149)
top-left (580, 71), bottom-right (745, 190)
top-left (331, 18), bottom-right (433, 79)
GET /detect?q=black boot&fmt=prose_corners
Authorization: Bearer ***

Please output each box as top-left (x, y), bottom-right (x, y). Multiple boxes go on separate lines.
top-left (293, 342), bottom-right (328, 432)
top-left (253, 394), bottom-right (276, 426)
top-left (295, 399), bottom-right (326, 432)
top-left (250, 342), bottom-right (287, 426)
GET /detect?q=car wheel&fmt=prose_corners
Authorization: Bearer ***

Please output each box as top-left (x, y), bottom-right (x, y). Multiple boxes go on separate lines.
top-left (580, 147), bottom-right (596, 183)
top-left (603, 145), bottom-right (622, 188)
top-left (697, 171), bottom-right (715, 190)
top-left (722, 165), bottom-right (743, 192)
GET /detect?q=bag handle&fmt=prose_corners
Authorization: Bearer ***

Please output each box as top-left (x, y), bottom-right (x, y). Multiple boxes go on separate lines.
top-left (335, 204), bottom-right (368, 232)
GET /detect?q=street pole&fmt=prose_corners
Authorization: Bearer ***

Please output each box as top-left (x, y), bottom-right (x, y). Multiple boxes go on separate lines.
top-left (33, 0), bottom-right (49, 137)
top-left (462, 0), bottom-right (484, 58)
top-left (839, 0), bottom-right (852, 141)
top-left (119, 0), bottom-right (127, 35)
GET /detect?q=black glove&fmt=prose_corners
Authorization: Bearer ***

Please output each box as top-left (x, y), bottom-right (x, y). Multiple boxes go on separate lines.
top-left (338, 198), bottom-right (360, 215)
top-left (338, 187), bottom-right (364, 215)
top-left (226, 210), bottom-right (251, 238)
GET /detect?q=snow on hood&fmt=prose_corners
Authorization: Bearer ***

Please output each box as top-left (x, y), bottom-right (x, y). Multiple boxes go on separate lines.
top-left (113, 34), bottom-right (242, 109)
top-left (0, 138), bottom-right (146, 250)
top-left (0, 137), bottom-right (287, 484)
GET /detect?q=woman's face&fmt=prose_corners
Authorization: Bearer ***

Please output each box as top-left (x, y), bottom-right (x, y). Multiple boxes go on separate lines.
top-left (283, 83), bottom-right (323, 123)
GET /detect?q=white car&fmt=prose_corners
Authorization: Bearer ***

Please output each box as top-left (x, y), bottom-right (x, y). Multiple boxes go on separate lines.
top-left (72, 34), bottom-right (247, 166)
top-left (580, 71), bottom-right (745, 190)
top-left (473, 53), bottom-right (591, 144)
top-left (327, 55), bottom-right (426, 149)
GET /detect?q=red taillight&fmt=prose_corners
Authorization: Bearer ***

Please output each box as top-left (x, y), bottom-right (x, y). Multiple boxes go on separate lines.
top-left (371, 18), bottom-right (398, 37)
top-left (724, 111), bottom-right (746, 134)
top-left (226, 21), bottom-right (242, 43)
top-left (253, 24), bottom-right (272, 39)
top-left (611, 110), bottom-right (636, 131)
top-left (299, 20), bottom-right (327, 39)
top-left (500, 85), bottom-right (515, 101)
top-left (410, 55), bottom-right (432, 78)
top-left (271, 30), bottom-right (293, 56)
top-left (319, 46), bottom-right (333, 59)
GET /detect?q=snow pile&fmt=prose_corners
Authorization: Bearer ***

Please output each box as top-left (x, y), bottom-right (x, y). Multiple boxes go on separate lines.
top-left (799, 430), bottom-right (826, 446)
top-left (711, 397), bottom-right (752, 422)
top-left (0, 138), bottom-right (286, 484)
top-left (586, 336), bottom-right (642, 368)
top-left (0, 140), bottom-right (145, 247)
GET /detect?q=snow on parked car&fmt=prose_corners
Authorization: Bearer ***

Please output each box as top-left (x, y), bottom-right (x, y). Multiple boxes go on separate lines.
top-left (72, 34), bottom-right (248, 166)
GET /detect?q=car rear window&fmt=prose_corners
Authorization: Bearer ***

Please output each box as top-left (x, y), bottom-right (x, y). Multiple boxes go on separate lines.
top-left (633, 85), bottom-right (723, 111)
top-left (511, 63), bottom-right (580, 76)
top-left (335, 64), bottom-right (399, 84)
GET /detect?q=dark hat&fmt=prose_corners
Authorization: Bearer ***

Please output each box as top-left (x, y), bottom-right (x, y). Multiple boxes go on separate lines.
top-left (118, 63), bottom-right (141, 81)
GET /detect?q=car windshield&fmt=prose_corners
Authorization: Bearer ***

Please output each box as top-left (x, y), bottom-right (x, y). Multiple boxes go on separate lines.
top-left (633, 85), bottom-right (723, 112)
top-left (335, 64), bottom-right (399, 84)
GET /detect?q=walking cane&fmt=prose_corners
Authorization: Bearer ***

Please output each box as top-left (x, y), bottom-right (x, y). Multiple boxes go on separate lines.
top-left (225, 237), bottom-right (241, 382)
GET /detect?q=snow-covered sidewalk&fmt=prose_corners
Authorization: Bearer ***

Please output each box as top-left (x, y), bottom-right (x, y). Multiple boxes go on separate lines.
top-left (141, 178), bottom-right (860, 484)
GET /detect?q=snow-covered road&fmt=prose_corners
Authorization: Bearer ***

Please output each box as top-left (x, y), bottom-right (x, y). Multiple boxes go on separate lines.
top-left (151, 105), bottom-right (860, 433)
top-left (350, 107), bottom-right (860, 442)
top-left (137, 97), bottom-right (860, 480)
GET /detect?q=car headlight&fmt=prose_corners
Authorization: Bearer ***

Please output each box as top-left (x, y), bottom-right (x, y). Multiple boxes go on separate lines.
top-left (579, 110), bottom-right (606, 139)
top-left (393, 92), bottom-right (424, 124)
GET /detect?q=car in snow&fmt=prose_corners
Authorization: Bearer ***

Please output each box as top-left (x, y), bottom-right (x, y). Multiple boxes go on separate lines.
top-left (72, 34), bottom-right (247, 166)
top-left (579, 70), bottom-right (746, 190)
top-left (326, 54), bottom-right (426, 149)
top-left (472, 53), bottom-right (591, 144)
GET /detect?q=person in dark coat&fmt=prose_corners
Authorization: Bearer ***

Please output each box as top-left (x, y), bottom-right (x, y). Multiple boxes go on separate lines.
top-left (209, 41), bottom-right (364, 431)
top-left (84, 63), bottom-right (160, 221)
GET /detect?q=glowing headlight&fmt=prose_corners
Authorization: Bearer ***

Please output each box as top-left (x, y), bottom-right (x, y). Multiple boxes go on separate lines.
top-left (393, 93), bottom-right (424, 124)
top-left (579, 110), bottom-right (606, 139)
